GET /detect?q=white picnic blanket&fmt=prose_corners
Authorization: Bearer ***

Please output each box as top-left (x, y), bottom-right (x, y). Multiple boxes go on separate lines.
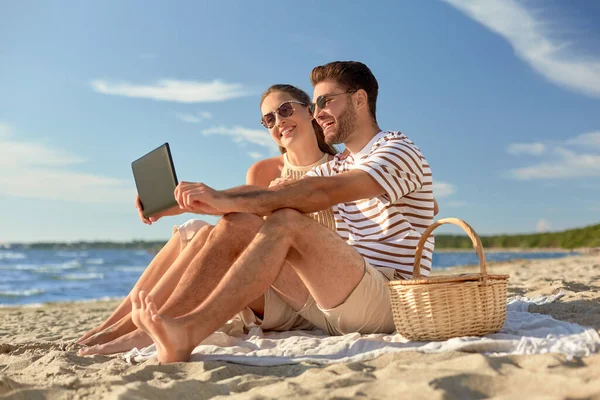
top-left (123, 292), bottom-right (600, 365)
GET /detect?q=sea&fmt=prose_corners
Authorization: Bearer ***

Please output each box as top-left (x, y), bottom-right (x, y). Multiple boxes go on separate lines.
top-left (0, 248), bottom-right (580, 306)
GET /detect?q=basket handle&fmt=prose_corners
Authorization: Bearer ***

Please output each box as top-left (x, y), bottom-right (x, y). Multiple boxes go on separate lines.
top-left (413, 218), bottom-right (488, 283)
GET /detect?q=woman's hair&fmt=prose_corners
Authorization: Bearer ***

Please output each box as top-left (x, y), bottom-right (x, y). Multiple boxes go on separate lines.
top-left (260, 84), bottom-right (337, 156)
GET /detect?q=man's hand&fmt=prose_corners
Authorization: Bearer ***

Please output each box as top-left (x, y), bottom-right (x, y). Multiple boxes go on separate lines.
top-left (174, 181), bottom-right (234, 216)
top-left (135, 195), bottom-right (184, 225)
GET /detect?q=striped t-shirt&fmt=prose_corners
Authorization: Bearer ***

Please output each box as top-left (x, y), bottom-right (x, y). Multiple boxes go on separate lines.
top-left (306, 131), bottom-right (435, 279)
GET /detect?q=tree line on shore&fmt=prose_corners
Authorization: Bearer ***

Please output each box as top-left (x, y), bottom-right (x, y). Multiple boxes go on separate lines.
top-left (8, 223), bottom-right (600, 251)
top-left (435, 222), bottom-right (600, 250)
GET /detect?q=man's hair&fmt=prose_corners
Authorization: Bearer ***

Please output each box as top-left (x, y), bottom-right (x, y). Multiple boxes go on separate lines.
top-left (310, 61), bottom-right (379, 122)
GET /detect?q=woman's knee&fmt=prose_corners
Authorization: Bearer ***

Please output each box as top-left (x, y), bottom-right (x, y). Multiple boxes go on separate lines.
top-left (187, 224), bottom-right (214, 248)
top-left (221, 212), bottom-right (262, 230)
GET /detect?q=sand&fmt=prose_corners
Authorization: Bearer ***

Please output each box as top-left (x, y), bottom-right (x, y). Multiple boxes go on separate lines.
top-left (1, 254), bottom-right (599, 399)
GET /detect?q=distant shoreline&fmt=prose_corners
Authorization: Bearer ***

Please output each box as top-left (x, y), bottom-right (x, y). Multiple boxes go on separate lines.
top-left (435, 247), bottom-right (580, 253)
top-left (1, 245), bottom-right (596, 254)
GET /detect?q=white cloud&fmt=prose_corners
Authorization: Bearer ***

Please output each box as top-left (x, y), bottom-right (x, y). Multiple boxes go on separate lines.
top-left (0, 124), bottom-right (134, 203)
top-left (443, 0), bottom-right (600, 98)
top-left (536, 219), bottom-right (551, 233)
top-left (510, 147), bottom-right (600, 180)
top-left (91, 79), bottom-right (252, 103)
top-left (507, 142), bottom-right (545, 156)
top-left (248, 152), bottom-right (263, 160)
top-left (175, 111), bottom-right (213, 124)
top-left (0, 122), bottom-right (13, 138)
top-left (0, 140), bottom-right (85, 168)
top-left (566, 131), bottom-right (600, 148)
top-left (433, 181), bottom-right (456, 198)
top-left (201, 125), bottom-right (279, 154)
top-left (508, 131), bottom-right (600, 180)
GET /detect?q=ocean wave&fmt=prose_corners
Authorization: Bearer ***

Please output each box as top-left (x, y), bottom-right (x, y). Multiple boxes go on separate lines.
top-left (61, 273), bottom-right (104, 281)
top-left (0, 264), bottom-right (39, 271)
top-left (85, 258), bottom-right (105, 265)
top-left (0, 288), bottom-right (45, 297)
top-left (35, 261), bottom-right (83, 273)
top-left (115, 266), bottom-right (146, 273)
top-left (0, 302), bottom-right (44, 308)
top-left (0, 296), bottom-right (122, 307)
top-left (0, 251), bottom-right (27, 260)
top-left (56, 251), bottom-right (89, 257)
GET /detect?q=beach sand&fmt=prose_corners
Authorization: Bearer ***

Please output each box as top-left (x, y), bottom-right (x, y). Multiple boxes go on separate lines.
top-left (1, 254), bottom-right (599, 399)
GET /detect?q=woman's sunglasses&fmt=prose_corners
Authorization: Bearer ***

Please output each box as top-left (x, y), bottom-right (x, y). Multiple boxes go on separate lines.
top-left (260, 100), bottom-right (310, 129)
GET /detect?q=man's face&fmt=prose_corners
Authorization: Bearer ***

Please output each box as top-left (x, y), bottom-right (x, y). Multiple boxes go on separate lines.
top-left (313, 81), bottom-right (358, 145)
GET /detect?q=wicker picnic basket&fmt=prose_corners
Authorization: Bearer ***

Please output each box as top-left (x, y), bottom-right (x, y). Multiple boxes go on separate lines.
top-left (388, 218), bottom-right (509, 341)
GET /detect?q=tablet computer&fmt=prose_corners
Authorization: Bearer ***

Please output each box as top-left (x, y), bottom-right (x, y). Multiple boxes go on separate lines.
top-left (131, 143), bottom-right (179, 219)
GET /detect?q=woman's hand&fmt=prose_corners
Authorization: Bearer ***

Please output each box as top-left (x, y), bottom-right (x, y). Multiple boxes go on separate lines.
top-left (135, 195), bottom-right (184, 225)
top-left (268, 176), bottom-right (294, 188)
top-left (135, 195), bottom-right (152, 225)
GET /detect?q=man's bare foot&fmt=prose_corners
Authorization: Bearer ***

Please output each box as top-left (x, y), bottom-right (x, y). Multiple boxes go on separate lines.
top-left (78, 329), bottom-right (152, 356)
top-left (130, 290), bottom-right (198, 363)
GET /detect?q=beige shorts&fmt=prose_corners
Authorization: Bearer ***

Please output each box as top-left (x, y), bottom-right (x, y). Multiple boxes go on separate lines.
top-left (237, 261), bottom-right (397, 335)
top-left (173, 219), bottom-right (210, 250)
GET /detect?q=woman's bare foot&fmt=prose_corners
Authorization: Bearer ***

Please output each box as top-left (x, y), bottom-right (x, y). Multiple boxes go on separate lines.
top-left (79, 316), bottom-right (136, 347)
top-left (78, 329), bottom-right (152, 356)
top-left (131, 290), bottom-right (199, 364)
top-left (76, 326), bottom-right (103, 345)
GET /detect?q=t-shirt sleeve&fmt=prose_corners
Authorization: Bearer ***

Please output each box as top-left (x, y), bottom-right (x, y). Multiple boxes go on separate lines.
top-left (306, 161), bottom-right (330, 178)
top-left (355, 139), bottom-right (425, 204)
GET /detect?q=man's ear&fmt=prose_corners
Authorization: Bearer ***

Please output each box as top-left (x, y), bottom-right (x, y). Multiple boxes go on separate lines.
top-left (354, 89), bottom-right (368, 111)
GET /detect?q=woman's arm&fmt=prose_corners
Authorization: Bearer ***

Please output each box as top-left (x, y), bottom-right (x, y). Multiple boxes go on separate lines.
top-left (245, 156), bottom-right (284, 187)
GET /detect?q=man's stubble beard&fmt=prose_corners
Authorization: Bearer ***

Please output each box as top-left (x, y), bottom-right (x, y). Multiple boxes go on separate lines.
top-left (326, 103), bottom-right (358, 145)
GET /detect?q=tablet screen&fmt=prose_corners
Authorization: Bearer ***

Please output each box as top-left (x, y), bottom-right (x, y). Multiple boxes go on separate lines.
top-left (131, 143), bottom-right (179, 219)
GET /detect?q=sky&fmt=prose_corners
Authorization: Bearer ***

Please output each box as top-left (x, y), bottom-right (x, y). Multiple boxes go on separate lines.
top-left (1, 0), bottom-right (599, 243)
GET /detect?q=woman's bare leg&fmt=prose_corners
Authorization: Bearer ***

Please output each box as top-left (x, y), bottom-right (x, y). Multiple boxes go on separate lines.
top-left (76, 232), bottom-right (183, 343)
top-left (78, 225), bottom-right (215, 352)
top-left (78, 225), bottom-right (213, 346)
top-left (79, 214), bottom-right (262, 356)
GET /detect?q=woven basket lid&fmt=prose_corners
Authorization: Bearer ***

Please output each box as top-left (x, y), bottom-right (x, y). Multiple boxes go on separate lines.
top-left (391, 273), bottom-right (509, 286)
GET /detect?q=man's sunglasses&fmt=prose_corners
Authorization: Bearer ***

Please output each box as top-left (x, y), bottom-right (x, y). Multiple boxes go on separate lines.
top-left (260, 100), bottom-right (309, 129)
top-left (312, 90), bottom-right (357, 114)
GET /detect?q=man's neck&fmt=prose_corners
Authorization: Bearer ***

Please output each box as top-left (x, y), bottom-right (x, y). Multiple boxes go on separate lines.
top-left (344, 122), bottom-right (382, 154)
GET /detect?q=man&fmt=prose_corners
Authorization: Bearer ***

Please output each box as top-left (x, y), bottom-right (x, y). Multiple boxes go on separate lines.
top-left (129, 61), bottom-right (436, 363)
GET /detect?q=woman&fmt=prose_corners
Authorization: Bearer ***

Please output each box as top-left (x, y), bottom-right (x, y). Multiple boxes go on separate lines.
top-left (75, 84), bottom-right (338, 355)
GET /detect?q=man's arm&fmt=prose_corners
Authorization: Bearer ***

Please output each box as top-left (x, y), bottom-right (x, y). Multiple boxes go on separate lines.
top-left (185, 170), bottom-right (386, 216)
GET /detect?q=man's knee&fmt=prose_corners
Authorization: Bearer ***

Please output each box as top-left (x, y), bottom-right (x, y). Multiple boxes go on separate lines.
top-left (263, 209), bottom-right (305, 238)
top-left (217, 212), bottom-right (263, 240)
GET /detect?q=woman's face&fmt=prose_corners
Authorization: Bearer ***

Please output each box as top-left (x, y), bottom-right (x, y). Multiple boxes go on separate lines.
top-left (260, 91), bottom-right (314, 150)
